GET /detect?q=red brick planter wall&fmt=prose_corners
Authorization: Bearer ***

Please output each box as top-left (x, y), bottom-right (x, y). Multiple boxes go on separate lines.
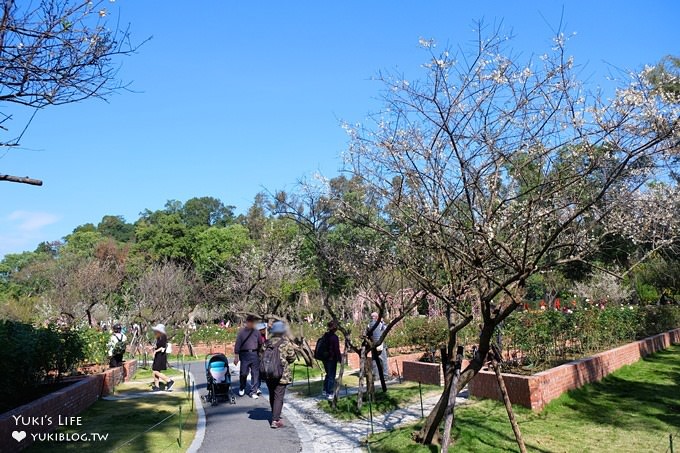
top-left (0, 360), bottom-right (137, 452)
top-left (177, 342), bottom-right (235, 357)
top-left (402, 361), bottom-right (442, 385)
top-left (344, 351), bottom-right (423, 376)
top-left (468, 328), bottom-right (680, 411)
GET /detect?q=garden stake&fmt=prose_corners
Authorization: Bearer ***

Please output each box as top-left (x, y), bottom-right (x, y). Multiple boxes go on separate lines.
top-left (419, 381), bottom-right (424, 418)
top-left (191, 380), bottom-right (195, 412)
top-left (177, 406), bottom-right (183, 447)
top-left (670, 433), bottom-right (674, 453)
top-left (307, 365), bottom-right (311, 396)
top-left (292, 363), bottom-right (296, 385)
top-left (368, 392), bottom-right (374, 434)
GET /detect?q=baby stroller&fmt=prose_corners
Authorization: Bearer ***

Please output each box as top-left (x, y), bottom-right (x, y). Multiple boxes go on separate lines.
top-left (203, 353), bottom-right (236, 406)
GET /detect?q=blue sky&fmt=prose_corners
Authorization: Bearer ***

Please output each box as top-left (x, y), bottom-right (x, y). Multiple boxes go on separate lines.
top-left (1, 0), bottom-right (679, 256)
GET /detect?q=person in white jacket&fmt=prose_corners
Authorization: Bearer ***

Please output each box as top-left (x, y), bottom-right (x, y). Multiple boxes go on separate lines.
top-left (108, 324), bottom-right (127, 368)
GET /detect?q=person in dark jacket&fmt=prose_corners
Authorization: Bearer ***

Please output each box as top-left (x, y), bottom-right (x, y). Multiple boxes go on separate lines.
top-left (322, 320), bottom-right (342, 400)
top-left (233, 315), bottom-right (264, 398)
top-left (151, 324), bottom-right (174, 392)
top-left (254, 322), bottom-right (268, 396)
top-left (262, 321), bottom-right (297, 429)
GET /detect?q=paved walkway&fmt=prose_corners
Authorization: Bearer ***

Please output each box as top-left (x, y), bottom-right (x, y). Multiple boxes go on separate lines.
top-left (185, 359), bottom-right (468, 453)
top-left (186, 361), bottom-right (301, 453)
top-left (284, 386), bottom-right (469, 453)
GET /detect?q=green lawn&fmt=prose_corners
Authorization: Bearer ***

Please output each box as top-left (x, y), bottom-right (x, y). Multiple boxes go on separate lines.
top-left (289, 372), bottom-right (362, 397)
top-left (291, 359), bottom-right (324, 382)
top-left (28, 367), bottom-right (197, 453)
top-left (320, 382), bottom-right (440, 421)
top-left (369, 345), bottom-right (680, 452)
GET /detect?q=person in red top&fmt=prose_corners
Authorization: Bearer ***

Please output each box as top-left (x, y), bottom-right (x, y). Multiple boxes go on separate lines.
top-left (321, 320), bottom-right (342, 400)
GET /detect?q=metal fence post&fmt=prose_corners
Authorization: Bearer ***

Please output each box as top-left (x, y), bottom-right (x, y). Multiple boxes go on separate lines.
top-left (670, 433), bottom-right (674, 453)
top-left (177, 406), bottom-right (183, 447)
top-left (419, 381), bottom-right (424, 418)
top-left (307, 366), bottom-right (311, 396)
top-left (368, 392), bottom-right (374, 435)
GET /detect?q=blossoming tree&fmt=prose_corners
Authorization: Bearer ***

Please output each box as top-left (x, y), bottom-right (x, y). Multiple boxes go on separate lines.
top-left (342, 27), bottom-right (680, 446)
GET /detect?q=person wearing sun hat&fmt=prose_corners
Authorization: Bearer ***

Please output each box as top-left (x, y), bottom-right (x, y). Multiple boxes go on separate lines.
top-left (151, 324), bottom-right (174, 392)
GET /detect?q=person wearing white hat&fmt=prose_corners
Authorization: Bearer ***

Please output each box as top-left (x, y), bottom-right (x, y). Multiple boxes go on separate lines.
top-left (151, 324), bottom-right (174, 392)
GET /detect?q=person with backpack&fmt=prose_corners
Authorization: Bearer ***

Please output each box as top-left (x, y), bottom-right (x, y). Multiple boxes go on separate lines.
top-left (254, 322), bottom-right (268, 396)
top-left (315, 320), bottom-right (341, 400)
top-left (260, 321), bottom-right (297, 429)
top-left (234, 315), bottom-right (264, 398)
top-left (108, 324), bottom-right (127, 368)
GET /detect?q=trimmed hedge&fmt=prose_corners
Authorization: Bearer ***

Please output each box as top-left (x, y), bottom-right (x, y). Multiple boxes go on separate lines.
top-left (501, 305), bottom-right (680, 367)
top-left (0, 321), bottom-right (110, 412)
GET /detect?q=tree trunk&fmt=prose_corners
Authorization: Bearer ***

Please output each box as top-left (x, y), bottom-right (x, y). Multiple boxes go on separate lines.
top-left (357, 345), bottom-right (367, 410)
top-left (365, 350), bottom-right (375, 397)
top-left (415, 320), bottom-right (491, 444)
top-left (332, 337), bottom-right (349, 407)
top-left (440, 347), bottom-right (464, 451)
top-left (492, 357), bottom-right (527, 453)
top-left (86, 307), bottom-right (96, 328)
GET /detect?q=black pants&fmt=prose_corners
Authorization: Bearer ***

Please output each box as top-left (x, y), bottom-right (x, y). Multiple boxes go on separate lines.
top-left (323, 360), bottom-right (337, 394)
top-left (239, 352), bottom-right (260, 393)
top-left (266, 379), bottom-right (287, 421)
top-left (109, 354), bottom-right (124, 368)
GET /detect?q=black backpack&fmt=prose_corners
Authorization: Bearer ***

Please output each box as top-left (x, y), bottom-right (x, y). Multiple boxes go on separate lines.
top-left (111, 333), bottom-right (126, 356)
top-left (260, 338), bottom-right (284, 380)
top-left (314, 333), bottom-right (330, 361)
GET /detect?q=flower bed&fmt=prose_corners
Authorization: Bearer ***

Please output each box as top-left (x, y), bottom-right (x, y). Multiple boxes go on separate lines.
top-left (468, 328), bottom-right (680, 410)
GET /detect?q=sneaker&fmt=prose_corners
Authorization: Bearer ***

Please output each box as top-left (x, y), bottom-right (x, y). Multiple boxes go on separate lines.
top-left (238, 389), bottom-right (245, 397)
top-left (251, 393), bottom-right (259, 399)
top-left (256, 389), bottom-right (262, 396)
top-left (151, 386), bottom-right (161, 392)
top-left (327, 394), bottom-right (334, 401)
top-left (166, 380), bottom-right (175, 391)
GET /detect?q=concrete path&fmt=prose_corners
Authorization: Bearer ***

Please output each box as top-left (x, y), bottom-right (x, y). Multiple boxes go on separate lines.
top-left (284, 387), bottom-right (470, 453)
top-left (185, 361), bottom-right (301, 453)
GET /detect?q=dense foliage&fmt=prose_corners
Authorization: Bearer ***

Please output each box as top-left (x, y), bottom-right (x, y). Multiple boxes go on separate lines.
top-left (0, 321), bottom-right (111, 412)
top-left (501, 305), bottom-right (680, 369)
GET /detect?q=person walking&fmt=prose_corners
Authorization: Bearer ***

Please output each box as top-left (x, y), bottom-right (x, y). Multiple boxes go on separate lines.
top-left (368, 312), bottom-right (389, 379)
top-left (260, 321), bottom-right (297, 429)
top-left (254, 322), bottom-right (268, 396)
top-left (151, 324), bottom-right (175, 392)
top-left (107, 323), bottom-right (127, 368)
top-left (320, 321), bottom-right (341, 400)
top-left (233, 315), bottom-right (264, 398)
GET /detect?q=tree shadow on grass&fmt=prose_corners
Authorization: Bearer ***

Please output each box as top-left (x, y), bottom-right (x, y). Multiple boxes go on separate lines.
top-left (457, 412), bottom-right (553, 453)
top-left (561, 347), bottom-right (680, 431)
